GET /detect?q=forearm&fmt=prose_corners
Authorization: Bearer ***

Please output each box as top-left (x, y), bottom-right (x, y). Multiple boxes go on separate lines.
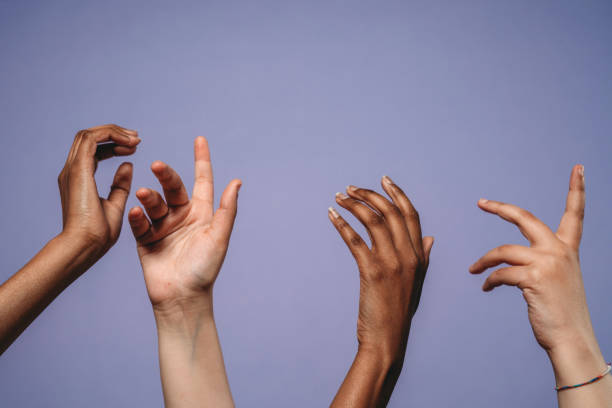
top-left (154, 296), bottom-right (234, 408)
top-left (0, 233), bottom-right (97, 354)
top-left (331, 347), bottom-right (404, 408)
top-left (549, 335), bottom-right (612, 408)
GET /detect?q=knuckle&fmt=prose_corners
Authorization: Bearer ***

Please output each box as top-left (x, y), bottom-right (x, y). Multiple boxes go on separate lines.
top-left (77, 129), bottom-right (91, 138)
top-left (518, 208), bottom-right (535, 221)
top-left (526, 267), bottom-right (544, 285)
top-left (366, 266), bottom-right (386, 283)
top-left (386, 259), bottom-right (402, 275)
top-left (349, 234), bottom-right (364, 247)
top-left (387, 204), bottom-right (403, 217)
top-left (496, 244), bottom-right (512, 256)
top-left (367, 212), bottom-right (384, 226)
top-left (406, 209), bottom-right (420, 221)
top-left (337, 219), bottom-right (350, 231)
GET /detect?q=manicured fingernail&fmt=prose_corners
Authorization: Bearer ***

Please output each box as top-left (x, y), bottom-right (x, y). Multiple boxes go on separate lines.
top-left (382, 175), bottom-right (393, 185)
top-left (347, 185), bottom-right (357, 193)
top-left (328, 207), bottom-right (340, 218)
top-left (336, 192), bottom-right (349, 200)
top-left (478, 198), bottom-right (488, 205)
top-left (578, 165), bottom-right (584, 178)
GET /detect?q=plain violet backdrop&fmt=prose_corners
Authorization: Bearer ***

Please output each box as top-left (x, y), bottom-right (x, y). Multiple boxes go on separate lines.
top-left (0, 0), bottom-right (611, 406)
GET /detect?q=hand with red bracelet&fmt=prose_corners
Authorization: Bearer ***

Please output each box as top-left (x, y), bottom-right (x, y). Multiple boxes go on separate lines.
top-left (470, 165), bottom-right (612, 407)
top-left (328, 176), bottom-right (433, 407)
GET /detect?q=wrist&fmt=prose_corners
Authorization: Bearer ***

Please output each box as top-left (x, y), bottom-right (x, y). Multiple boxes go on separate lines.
top-left (357, 343), bottom-right (405, 373)
top-left (56, 230), bottom-right (105, 258)
top-left (50, 232), bottom-right (104, 275)
top-left (547, 334), bottom-right (606, 387)
top-left (153, 294), bottom-right (215, 332)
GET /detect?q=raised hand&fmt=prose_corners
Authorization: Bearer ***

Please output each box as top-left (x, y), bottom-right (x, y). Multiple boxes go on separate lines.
top-left (129, 136), bottom-right (239, 408)
top-left (0, 124), bottom-right (139, 355)
top-left (329, 176), bottom-right (433, 408)
top-left (59, 124), bottom-right (140, 254)
top-left (129, 136), bottom-right (241, 310)
top-left (470, 165), bottom-right (612, 406)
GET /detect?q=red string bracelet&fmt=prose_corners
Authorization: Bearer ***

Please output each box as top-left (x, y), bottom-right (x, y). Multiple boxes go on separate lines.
top-left (555, 362), bottom-right (612, 392)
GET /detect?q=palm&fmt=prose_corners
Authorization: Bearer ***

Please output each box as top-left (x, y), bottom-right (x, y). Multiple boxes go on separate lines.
top-left (129, 137), bottom-right (241, 309)
top-left (139, 202), bottom-right (226, 305)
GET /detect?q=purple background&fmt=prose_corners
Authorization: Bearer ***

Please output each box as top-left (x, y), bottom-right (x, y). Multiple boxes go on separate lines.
top-left (1, 1), bottom-right (611, 406)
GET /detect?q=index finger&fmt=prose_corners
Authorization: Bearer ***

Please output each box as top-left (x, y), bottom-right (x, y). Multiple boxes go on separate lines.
top-left (72, 124), bottom-right (140, 171)
top-left (556, 164), bottom-right (585, 250)
top-left (477, 199), bottom-right (556, 245)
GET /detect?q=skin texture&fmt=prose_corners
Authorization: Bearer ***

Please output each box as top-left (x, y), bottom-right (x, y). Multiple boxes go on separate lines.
top-left (129, 137), bottom-right (240, 408)
top-left (0, 124), bottom-right (140, 355)
top-left (470, 165), bottom-right (612, 408)
top-left (328, 176), bottom-right (434, 408)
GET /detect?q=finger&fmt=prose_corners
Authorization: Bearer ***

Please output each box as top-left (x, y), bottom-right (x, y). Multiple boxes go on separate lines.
top-left (192, 136), bottom-right (214, 208)
top-left (74, 125), bottom-right (141, 173)
top-left (557, 164), bottom-right (585, 250)
top-left (328, 207), bottom-right (371, 267)
top-left (380, 176), bottom-right (424, 259)
top-left (477, 199), bottom-right (556, 245)
top-left (151, 161), bottom-right (190, 206)
top-left (469, 244), bottom-right (534, 275)
top-left (89, 123), bottom-right (138, 138)
top-left (66, 130), bottom-right (86, 164)
top-left (422, 236), bottom-right (434, 266)
top-left (210, 179), bottom-right (242, 247)
top-left (135, 188), bottom-right (169, 221)
top-left (346, 185), bottom-right (416, 257)
top-left (102, 162), bottom-right (133, 239)
top-left (411, 236), bottom-right (434, 315)
top-left (482, 266), bottom-right (530, 292)
top-left (86, 124), bottom-right (140, 147)
top-left (335, 192), bottom-right (395, 253)
top-left (107, 162), bottom-right (133, 208)
top-left (128, 206), bottom-right (152, 240)
top-left (112, 145), bottom-right (138, 156)
top-left (93, 142), bottom-right (138, 166)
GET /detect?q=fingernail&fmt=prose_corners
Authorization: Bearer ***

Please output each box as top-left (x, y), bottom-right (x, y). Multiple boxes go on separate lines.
top-left (136, 188), bottom-right (149, 198)
top-left (578, 164), bottom-right (584, 178)
top-left (336, 192), bottom-right (349, 200)
top-left (478, 198), bottom-right (488, 205)
top-left (382, 175), bottom-right (393, 185)
top-left (347, 185), bottom-right (357, 193)
top-left (328, 207), bottom-right (340, 218)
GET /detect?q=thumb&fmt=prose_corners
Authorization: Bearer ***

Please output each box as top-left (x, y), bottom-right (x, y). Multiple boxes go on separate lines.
top-left (210, 179), bottom-right (242, 246)
top-left (422, 236), bottom-right (434, 266)
top-left (103, 162), bottom-right (134, 240)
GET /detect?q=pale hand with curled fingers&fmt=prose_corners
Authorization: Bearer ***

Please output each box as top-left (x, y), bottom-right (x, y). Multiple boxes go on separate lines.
top-left (129, 136), bottom-right (241, 309)
top-left (128, 137), bottom-right (239, 408)
top-left (470, 165), bottom-right (612, 407)
top-left (329, 176), bottom-right (433, 408)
